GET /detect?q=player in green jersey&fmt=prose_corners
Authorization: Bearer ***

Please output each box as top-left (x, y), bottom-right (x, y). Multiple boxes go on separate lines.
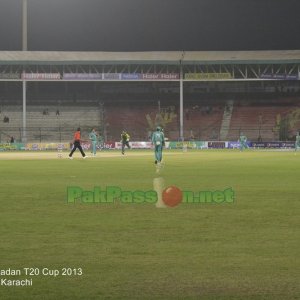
top-left (89, 128), bottom-right (98, 157)
top-left (152, 126), bottom-right (165, 164)
top-left (295, 132), bottom-right (300, 152)
top-left (239, 132), bottom-right (248, 151)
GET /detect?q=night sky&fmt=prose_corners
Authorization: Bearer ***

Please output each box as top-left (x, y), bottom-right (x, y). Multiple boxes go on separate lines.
top-left (0, 0), bottom-right (299, 52)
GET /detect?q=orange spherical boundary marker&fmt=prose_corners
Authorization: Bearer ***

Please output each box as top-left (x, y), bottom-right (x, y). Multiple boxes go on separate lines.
top-left (162, 186), bottom-right (183, 207)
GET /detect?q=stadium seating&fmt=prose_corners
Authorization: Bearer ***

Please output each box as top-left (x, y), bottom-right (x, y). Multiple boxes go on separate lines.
top-left (1, 97), bottom-right (300, 143)
top-left (0, 105), bottom-right (100, 142)
top-left (182, 105), bottom-right (224, 140)
top-left (227, 98), bottom-right (300, 141)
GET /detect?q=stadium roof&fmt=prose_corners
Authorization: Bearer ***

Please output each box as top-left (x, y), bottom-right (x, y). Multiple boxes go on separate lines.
top-left (0, 50), bottom-right (300, 65)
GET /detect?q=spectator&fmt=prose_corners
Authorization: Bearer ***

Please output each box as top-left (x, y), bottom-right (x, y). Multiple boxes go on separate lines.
top-left (56, 109), bottom-right (60, 116)
top-left (3, 116), bottom-right (9, 123)
top-left (42, 109), bottom-right (49, 115)
top-left (211, 129), bottom-right (218, 140)
top-left (10, 136), bottom-right (15, 143)
top-left (258, 114), bottom-right (263, 125)
top-left (185, 108), bottom-right (190, 120)
top-left (189, 129), bottom-right (195, 140)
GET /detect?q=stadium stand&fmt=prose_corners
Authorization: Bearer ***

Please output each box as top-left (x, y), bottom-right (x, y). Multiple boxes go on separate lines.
top-left (1, 77), bottom-right (300, 143)
top-left (2, 96), bottom-right (300, 143)
top-left (0, 105), bottom-right (100, 142)
top-left (227, 97), bottom-right (300, 141)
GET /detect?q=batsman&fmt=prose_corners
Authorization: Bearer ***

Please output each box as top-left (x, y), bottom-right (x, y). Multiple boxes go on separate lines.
top-left (152, 126), bottom-right (165, 164)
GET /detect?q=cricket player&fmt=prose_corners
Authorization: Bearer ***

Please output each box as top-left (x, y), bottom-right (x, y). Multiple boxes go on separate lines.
top-left (239, 132), bottom-right (248, 151)
top-left (295, 132), bottom-right (300, 151)
top-left (89, 128), bottom-right (98, 156)
top-left (152, 126), bottom-right (165, 164)
top-left (121, 130), bottom-right (131, 155)
top-left (69, 127), bottom-right (86, 159)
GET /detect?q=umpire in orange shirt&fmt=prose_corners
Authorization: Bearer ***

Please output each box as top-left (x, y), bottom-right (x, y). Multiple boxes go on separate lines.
top-left (69, 127), bottom-right (86, 159)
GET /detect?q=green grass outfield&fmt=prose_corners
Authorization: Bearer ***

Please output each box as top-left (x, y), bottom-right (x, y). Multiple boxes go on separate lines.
top-left (0, 149), bottom-right (299, 300)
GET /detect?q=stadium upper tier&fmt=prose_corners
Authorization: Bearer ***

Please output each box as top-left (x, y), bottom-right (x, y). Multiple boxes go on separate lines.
top-left (1, 50), bottom-right (300, 65)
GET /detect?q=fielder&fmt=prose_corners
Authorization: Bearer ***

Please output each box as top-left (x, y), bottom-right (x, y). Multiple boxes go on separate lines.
top-left (121, 130), bottom-right (131, 155)
top-left (295, 132), bottom-right (300, 151)
top-left (89, 128), bottom-right (98, 156)
top-left (152, 126), bottom-right (165, 164)
top-left (239, 132), bottom-right (248, 151)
